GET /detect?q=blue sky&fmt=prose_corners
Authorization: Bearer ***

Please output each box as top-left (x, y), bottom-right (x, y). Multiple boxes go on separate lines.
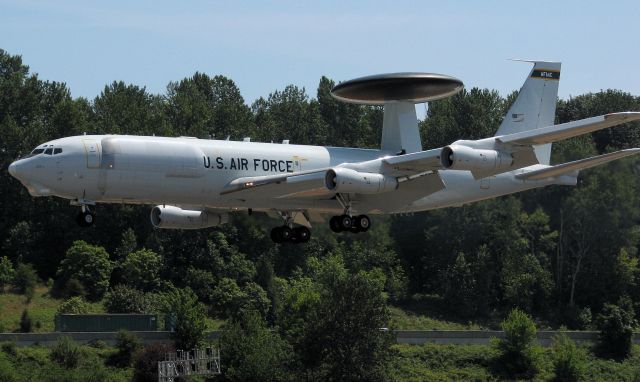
top-left (2, 0), bottom-right (639, 110)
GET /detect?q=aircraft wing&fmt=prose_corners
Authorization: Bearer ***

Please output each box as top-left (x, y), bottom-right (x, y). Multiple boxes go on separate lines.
top-left (381, 148), bottom-right (442, 176)
top-left (499, 112), bottom-right (640, 146)
top-left (516, 148), bottom-right (640, 180)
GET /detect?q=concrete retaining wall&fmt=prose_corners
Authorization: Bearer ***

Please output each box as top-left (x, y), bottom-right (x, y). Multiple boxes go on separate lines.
top-left (0, 330), bottom-right (638, 347)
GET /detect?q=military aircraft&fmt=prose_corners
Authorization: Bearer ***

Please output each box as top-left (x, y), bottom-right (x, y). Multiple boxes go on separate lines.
top-left (8, 61), bottom-right (640, 243)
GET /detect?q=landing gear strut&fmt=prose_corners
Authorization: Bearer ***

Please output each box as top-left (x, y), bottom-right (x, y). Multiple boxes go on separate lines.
top-left (76, 205), bottom-right (95, 227)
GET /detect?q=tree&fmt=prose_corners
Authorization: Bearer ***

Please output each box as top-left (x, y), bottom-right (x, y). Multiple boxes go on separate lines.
top-left (551, 333), bottom-right (585, 382)
top-left (113, 228), bottom-right (137, 261)
top-left (19, 309), bottom-right (32, 333)
top-left (56, 240), bottom-right (113, 300)
top-left (50, 336), bottom-right (82, 369)
top-left (0, 256), bottom-right (14, 292)
top-left (163, 288), bottom-right (207, 350)
top-left (492, 308), bottom-right (540, 379)
top-left (109, 330), bottom-right (142, 368)
top-left (12, 263), bottom-right (38, 300)
top-left (595, 299), bottom-right (637, 360)
top-left (133, 342), bottom-right (174, 382)
top-left (121, 249), bottom-right (162, 292)
top-left (220, 310), bottom-right (294, 381)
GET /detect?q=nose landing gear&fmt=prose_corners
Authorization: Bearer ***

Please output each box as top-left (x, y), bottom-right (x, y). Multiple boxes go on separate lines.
top-left (75, 204), bottom-right (95, 227)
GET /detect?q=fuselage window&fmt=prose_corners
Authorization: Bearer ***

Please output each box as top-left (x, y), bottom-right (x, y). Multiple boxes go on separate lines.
top-left (31, 148), bottom-right (45, 155)
top-left (44, 148), bottom-right (53, 155)
top-left (54, 148), bottom-right (62, 154)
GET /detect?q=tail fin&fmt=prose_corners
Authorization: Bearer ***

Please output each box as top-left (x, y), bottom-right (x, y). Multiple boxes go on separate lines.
top-left (496, 60), bottom-right (561, 164)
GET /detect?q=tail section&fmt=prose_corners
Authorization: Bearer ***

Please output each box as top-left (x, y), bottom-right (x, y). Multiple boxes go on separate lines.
top-left (496, 60), bottom-right (561, 165)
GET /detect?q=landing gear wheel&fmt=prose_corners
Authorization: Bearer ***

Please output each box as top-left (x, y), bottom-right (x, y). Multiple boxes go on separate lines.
top-left (354, 215), bottom-right (371, 232)
top-left (280, 226), bottom-right (293, 242)
top-left (330, 216), bottom-right (343, 233)
top-left (76, 211), bottom-right (95, 227)
top-left (294, 226), bottom-right (311, 243)
top-left (339, 215), bottom-right (353, 230)
top-left (270, 227), bottom-right (284, 243)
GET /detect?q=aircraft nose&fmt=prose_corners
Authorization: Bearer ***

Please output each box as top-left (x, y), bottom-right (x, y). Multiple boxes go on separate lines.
top-left (8, 161), bottom-right (20, 179)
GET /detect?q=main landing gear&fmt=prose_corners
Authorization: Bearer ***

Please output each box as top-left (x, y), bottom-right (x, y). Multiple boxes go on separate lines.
top-left (75, 205), bottom-right (95, 227)
top-left (270, 211), bottom-right (311, 244)
top-left (329, 214), bottom-right (371, 234)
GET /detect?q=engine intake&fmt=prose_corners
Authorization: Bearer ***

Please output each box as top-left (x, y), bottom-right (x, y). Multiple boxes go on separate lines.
top-left (150, 205), bottom-right (228, 229)
top-left (440, 145), bottom-right (513, 172)
top-left (325, 168), bottom-right (397, 194)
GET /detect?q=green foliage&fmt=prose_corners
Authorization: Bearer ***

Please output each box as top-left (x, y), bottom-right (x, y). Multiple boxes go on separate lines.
top-left (163, 288), bottom-right (207, 350)
top-left (113, 228), bottom-right (137, 261)
top-left (551, 333), bottom-right (586, 382)
top-left (595, 299), bottom-right (637, 360)
top-left (56, 241), bottom-right (113, 301)
top-left (57, 296), bottom-right (91, 314)
top-left (1, 341), bottom-right (17, 356)
top-left (220, 310), bottom-right (294, 381)
top-left (133, 342), bottom-right (174, 382)
top-left (121, 249), bottom-right (161, 292)
top-left (50, 335), bottom-right (82, 369)
top-left (0, 256), bottom-right (14, 291)
top-left (493, 308), bottom-right (540, 379)
top-left (12, 263), bottom-right (38, 300)
top-left (104, 284), bottom-right (148, 313)
top-left (109, 330), bottom-right (142, 368)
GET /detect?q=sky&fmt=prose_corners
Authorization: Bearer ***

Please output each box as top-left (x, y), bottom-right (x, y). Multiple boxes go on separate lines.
top-left (2, 0), bottom-right (640, 113)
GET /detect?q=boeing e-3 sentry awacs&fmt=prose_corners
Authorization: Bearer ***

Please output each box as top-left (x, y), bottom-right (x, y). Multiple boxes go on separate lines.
top-left (8, 61), bottom-right (640, 243)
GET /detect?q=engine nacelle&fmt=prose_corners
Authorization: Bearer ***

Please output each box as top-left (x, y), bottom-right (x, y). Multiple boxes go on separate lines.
top-left (325, 168), bottom-right (397, 194)
top-left (150, 205), bottom-right (228, 230)
top-left (440, 145), bottom-right (513, 171)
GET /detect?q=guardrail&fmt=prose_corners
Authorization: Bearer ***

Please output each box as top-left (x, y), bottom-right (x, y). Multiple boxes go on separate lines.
top-left (0, 330), bottom-right (638, 347)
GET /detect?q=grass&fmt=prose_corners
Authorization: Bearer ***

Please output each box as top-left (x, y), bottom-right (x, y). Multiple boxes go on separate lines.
top-left (390, 343), bottom-right (640, 382)
top-left (389, 306), bottom-right (486, 330)
top-left (0, 285), bottom-right (103, 333)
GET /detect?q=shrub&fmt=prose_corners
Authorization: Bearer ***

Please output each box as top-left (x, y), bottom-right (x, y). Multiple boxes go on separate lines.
top-left (0, 256), bottom-right (14, 292)
top-left (12, 263), bottom-right (38, 300)
top-left (109, 330), bottom-right (142, 367)
top-left (492, 308), bottom-right (540, 379)
top-left (19, 309), bottom-right (32, 333)
top-left (595, 301), bottom-right (636, 360)
top-left (1, 341), bottom-right (17, 356)
top-left (87, 339), bottom-right (107, 349)
top-left (50, 335), bottom-right (82, 368)
top-left (133, 342), bottom-right (174, 382)
top-left (104, 284), bottom-right (148, 313)
top-left (551, 333), bottom-right (585, 382)
top-left (57, 296), bottom-right (90, 314)
top-left (163, 288), bottom-right (207, 350)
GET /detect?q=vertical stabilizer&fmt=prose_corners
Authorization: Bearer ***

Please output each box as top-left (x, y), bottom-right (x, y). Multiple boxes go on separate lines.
top-left (496, 61), bottom-right (561, 164)
top-left (382, 102), bottom-right (422, 154)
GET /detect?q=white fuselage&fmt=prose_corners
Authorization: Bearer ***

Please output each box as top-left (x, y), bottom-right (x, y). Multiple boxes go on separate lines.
top-left (8, 135), bottom-right (573, 216)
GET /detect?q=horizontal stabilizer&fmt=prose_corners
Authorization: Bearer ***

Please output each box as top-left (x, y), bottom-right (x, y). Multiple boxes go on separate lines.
top-left (516, 148), bottom-right (640, 180)
top-left (501, 112), bottom-right (640, 146)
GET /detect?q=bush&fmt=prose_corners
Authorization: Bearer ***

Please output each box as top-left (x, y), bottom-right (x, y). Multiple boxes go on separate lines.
top-left (104, 284), bottom-right (148, 313)
top-left (492, 308), bottom-right (540, 379)
top-left (551, 333), bottom-right (585, 382)
top-left (109, 330), bottom-right (142, 367)
top-left (19, 309), bottom-right (32, 333)
top-left (12, 263), bottom-right (38, 300)
top-left (595, 300), bottom-right (636, 360)
top-left (57, 296), bottom-right (90, 314)
top-left (1, 341), bottom-right (17, 356)
top-left (163, 288), bottom-right (207, 350)
top-left (133, 342), bottom-right (174, 382)
top-left (0, 256), bottom-right (14, 292)
top-left (50, 335), bottom-right (82, 368)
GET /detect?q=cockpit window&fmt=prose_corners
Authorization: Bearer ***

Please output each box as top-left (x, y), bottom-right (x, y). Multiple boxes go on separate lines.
top-left (54, 148), bottom-right (62, 154)
top-left (44, 148), bottom-right (53, 155)
top-left (31, 148), bottom-right (45, 155)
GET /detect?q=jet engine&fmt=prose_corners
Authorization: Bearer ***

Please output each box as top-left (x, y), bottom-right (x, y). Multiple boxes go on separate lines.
top-left (440, 145), bottom-right (513, 171)
top-left (150, 205), bottom-right (228, 229)
top-left (325, 168), bottom-right (397, 194)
